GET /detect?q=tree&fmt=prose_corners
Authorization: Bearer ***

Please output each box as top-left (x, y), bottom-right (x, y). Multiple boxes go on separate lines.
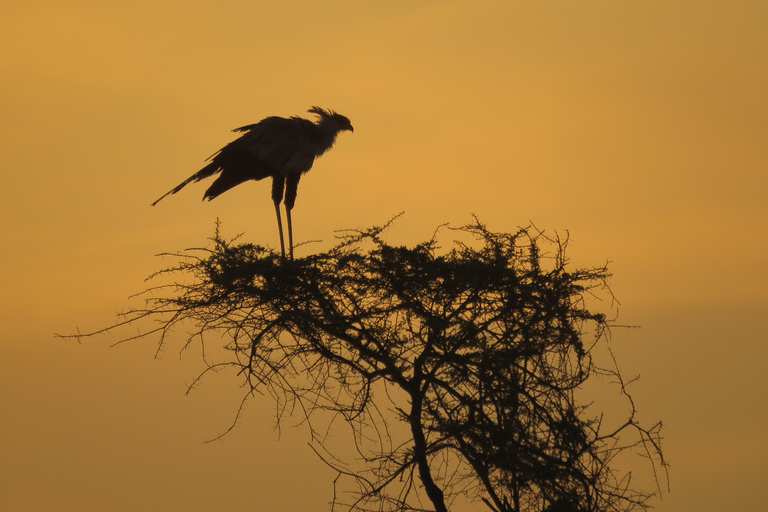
top-left (68, 217), bottom-right (666, 512)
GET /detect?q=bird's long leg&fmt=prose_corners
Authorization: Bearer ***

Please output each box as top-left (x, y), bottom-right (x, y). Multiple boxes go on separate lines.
top-left (271, 177), bottom-right (287, 259)
top-left (286, 205), bottom-right (294, 260)
top-left (274, 201), bottom-right (285, 259)
top-left (284, 174), bottom-right (302, 261)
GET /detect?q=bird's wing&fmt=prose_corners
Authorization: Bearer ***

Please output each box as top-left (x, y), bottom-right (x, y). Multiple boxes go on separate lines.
top-left (237, 116), bottom-right (318, 175)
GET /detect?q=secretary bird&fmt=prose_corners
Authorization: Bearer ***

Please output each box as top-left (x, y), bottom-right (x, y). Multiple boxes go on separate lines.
top-left (152, 106), bottom-right (353, 259)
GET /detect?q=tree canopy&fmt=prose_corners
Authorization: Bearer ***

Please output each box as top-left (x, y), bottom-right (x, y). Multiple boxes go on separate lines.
top-left (69, 217), bottom-right (666, 512)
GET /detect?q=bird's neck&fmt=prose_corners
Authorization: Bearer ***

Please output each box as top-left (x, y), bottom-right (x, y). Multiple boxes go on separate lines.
top-left (313, 128), bottom-right (341, 156)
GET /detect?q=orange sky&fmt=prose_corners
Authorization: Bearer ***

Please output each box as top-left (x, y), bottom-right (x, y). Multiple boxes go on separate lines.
top-left (1, 1), bottom-right (767, 510)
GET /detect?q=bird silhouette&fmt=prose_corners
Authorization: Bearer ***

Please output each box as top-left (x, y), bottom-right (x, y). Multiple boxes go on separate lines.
top-left (152, 106), bottom-right (353, 259)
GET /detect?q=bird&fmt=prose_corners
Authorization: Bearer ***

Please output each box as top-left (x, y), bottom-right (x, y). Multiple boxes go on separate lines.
top-left (152, 106), bottom-right (353, 259)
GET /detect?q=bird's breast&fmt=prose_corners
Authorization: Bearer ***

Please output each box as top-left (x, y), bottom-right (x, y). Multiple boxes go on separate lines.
top-left (280, 152), bottom-right (315, 176)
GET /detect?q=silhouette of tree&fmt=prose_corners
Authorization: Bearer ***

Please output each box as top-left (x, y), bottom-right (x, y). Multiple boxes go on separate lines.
top-left (68, 217), bottom-right (666, 512)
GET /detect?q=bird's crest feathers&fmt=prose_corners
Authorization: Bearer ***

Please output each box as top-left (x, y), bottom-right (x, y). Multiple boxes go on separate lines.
top-left (308, 106), bottom-right (335, 119)
top-left (308, 106), bottom-right (353, 133)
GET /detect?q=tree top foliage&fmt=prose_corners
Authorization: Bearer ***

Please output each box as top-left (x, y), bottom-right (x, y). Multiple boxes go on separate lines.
top-left (67, 216), bottom-right (667, 512)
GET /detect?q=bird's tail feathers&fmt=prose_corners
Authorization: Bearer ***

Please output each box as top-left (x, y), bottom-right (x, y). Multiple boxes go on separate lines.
top-left (151, 162), bottom-right (220, 206)
top-left (202, 170), bottom-right (258, 200)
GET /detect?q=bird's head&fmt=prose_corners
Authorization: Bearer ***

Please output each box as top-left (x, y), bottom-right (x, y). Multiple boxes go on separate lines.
top-left (309, 106), bottom-right (354, 133)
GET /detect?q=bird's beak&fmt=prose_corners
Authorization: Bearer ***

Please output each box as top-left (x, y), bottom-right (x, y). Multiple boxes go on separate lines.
top-left (348, 125), bottom-right (354, 133)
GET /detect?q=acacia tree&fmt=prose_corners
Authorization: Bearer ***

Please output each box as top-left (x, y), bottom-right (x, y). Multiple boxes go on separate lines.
top-left (69, 218), bottom-right (666, 512)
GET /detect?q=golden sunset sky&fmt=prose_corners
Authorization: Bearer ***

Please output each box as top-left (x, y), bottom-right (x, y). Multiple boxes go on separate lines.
top-left (1, 1), bottom-right (766, 510)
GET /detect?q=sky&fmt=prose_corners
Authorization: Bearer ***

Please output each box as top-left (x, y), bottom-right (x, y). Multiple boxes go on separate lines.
top-left (1, 0), bottom-right (767, 510)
